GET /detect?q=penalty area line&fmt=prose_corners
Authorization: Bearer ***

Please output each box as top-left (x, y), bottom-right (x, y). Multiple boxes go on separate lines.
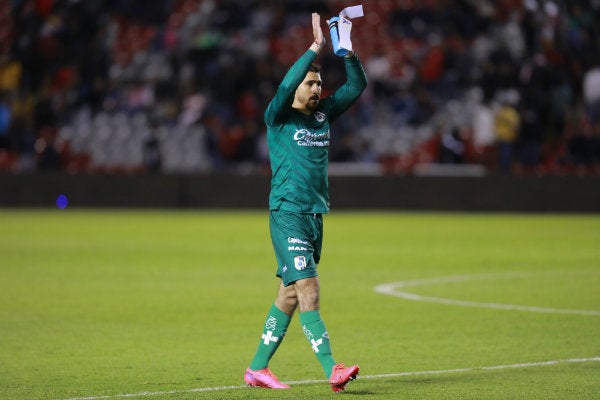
top-left (374, 273), bottom-right (600, 316)
top-left (62, 357), bottom-right (600, 400)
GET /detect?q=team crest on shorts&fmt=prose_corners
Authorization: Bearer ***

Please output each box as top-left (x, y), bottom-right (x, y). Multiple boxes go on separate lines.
top-left (294, 255), bottom-right (307, 271)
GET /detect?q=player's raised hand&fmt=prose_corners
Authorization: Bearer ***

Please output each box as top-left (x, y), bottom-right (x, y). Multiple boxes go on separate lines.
top-left (311, 13), bottom-right (325, 52)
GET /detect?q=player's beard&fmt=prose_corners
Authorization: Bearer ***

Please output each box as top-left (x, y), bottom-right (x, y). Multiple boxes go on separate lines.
top-left (307, 95), bottom-right (319, 111)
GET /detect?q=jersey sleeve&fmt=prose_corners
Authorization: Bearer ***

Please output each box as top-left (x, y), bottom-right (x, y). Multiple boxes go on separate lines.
top-left (326, 54), bottom-right (368, 123)
top-left (264, 49), bottom-right (318, 127)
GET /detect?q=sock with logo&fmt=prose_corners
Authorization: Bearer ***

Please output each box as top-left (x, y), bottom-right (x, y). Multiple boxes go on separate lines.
top-left (249, 304), bottom-right (291, 370)
top-left (299, 310), bottom-right (336, 378)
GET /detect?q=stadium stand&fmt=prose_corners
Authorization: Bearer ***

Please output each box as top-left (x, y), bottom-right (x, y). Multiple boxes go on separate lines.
top-left (0, 0), bottom-right (598, 175)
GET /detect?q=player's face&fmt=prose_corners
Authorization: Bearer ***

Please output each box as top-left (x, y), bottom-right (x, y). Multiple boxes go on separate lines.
top-left (295, 71), bottom-right (322, 112)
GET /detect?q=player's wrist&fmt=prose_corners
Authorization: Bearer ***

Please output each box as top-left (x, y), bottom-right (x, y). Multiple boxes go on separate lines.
top-left (310, 41), bottom-right (322, 54)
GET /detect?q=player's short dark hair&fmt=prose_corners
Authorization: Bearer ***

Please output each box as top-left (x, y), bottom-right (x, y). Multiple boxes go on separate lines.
top-left (309, 63), bottom-right (321, 73)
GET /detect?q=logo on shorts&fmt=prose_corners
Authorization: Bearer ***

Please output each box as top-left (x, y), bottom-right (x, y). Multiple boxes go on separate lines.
top-left (294, 256), bottom-right (307, 271)
top-left (288, 237), bottom-right (308, 251)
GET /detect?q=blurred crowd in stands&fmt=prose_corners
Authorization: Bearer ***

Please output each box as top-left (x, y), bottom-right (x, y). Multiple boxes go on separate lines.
top-left (0, 0), bottom-right (599, 175)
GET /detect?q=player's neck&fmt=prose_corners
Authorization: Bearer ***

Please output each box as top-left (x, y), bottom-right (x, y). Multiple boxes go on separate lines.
top-left (292, 105), bottom-right (314, 116)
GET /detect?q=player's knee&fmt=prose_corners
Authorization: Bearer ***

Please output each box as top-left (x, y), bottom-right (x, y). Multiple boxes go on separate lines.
top-left (295, 277), bottom-right (320, 311)
top-left (282, 291), bottom-right (298, 308)
top-left (298, 293), bottom-right (319, 312)
top-left (275, 285), bottom-right (298, 314)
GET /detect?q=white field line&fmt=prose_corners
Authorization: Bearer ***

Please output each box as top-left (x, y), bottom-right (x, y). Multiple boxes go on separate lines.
top-left (374, 273), bottom-right (600, 316)
top-left (61, 357), bottom-right (600, 400)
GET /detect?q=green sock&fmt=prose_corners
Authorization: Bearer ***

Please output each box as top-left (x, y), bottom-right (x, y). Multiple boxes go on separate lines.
top-left (300, 310), bottom-right (336, 378)
top-left (249, 304), bottom-right (291, 370)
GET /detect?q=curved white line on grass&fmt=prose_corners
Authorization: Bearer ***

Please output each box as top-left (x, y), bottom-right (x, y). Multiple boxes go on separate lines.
top-left (61, 357), bottom-right (600, 400)
top-left (374, 273), bottom-right (600, 316)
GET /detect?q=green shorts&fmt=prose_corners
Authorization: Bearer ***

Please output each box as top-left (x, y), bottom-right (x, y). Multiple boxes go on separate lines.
top-left (270, 210), bottom-right (323, 287)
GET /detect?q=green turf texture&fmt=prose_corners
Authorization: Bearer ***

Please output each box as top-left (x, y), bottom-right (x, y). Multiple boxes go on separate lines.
top-left (1, 210), bottom-right (599, 400)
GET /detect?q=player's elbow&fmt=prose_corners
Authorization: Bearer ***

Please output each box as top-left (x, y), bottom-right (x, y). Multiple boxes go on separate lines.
top-left (357, 74), bottom-right (368, 91)
top-left (347, 74), bottom-right (367, 94)
top-left (350, 78), bottom-right (367, 96)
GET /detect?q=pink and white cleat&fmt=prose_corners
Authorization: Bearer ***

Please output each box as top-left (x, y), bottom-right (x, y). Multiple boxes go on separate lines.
top-left (244, 367), bottom-right (290, 389)
top-left (329, 363), bottom-right (359, 392)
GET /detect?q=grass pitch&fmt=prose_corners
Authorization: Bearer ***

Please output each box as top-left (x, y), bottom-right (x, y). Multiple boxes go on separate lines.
top-left (0, 210), bottom-right (599, 400)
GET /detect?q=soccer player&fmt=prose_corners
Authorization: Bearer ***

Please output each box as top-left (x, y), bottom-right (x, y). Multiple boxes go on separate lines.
top-left (244, 12), bottom-right (367, 392)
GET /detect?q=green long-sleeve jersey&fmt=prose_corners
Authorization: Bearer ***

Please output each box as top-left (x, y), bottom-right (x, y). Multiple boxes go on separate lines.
top-left (265, 49), bottom-right (367, 214)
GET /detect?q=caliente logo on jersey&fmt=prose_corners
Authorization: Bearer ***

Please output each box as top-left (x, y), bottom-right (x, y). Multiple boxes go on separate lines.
top-left (293, 129), bottom-right (330, 147)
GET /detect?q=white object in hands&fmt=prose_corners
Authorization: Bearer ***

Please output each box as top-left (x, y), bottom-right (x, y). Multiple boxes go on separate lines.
top-left (328, 4), bottom-right (364, 57)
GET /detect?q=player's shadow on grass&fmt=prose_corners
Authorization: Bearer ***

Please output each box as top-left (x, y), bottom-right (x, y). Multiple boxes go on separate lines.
top-left (343, 390), bottom-right (377, 395)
